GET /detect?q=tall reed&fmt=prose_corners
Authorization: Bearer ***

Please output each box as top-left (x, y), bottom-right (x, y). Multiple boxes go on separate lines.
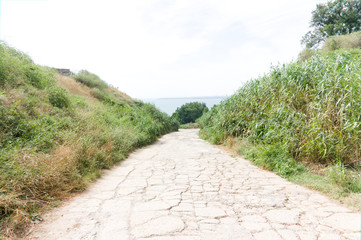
top-left (199, 49), bottom-right (361, 166)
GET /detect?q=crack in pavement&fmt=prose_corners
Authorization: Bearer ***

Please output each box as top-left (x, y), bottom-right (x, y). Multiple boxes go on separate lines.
top-left (28, 129), bottom-right (361, 240)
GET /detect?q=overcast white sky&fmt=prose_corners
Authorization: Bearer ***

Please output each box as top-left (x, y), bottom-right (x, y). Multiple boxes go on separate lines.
top-left (0, 0), bottom-right (326, 98)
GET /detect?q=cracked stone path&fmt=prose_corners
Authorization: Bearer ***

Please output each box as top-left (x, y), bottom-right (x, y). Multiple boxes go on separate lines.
top-left (29, 129), bottom-right (361, 240)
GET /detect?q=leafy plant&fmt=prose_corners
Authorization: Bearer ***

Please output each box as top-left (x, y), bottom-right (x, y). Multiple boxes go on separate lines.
top-left (172, 102), bottom-right (208, 124)
top-left (48, 86), bottom-right (70, 108)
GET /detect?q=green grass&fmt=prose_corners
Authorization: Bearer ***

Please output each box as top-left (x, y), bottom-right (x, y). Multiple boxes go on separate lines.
top-left (179, 123), bottom-right (200, 129)
top-left (73, 70), bottom-right (108, 90)
top-left (0, 42), bottom-right (178, 237)
top-left (289, 172), bottom-right (361, 210)
top-left (198, 33), bottom-right (361, 202)
top-left (240, 143), bottom-right (306, 178)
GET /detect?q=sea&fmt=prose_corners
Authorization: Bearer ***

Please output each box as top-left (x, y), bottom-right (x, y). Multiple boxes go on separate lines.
top-left (142, 96), bottom-right (227, 116)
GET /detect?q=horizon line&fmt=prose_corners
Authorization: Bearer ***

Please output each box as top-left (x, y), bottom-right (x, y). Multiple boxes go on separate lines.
top-left (142, 95), bottom-right (228, 100)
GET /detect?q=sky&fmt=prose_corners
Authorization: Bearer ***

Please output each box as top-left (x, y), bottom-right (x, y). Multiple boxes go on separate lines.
top-left (0, 0), bottom-right (326, 99)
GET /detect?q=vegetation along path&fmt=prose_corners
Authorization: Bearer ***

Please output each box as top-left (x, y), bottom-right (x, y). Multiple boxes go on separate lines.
top-left (29, 129), bottom-right (361, 240)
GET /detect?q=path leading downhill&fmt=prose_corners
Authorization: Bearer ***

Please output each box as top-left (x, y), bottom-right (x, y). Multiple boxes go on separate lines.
top-left (29, 129), bottom-right (360, 240)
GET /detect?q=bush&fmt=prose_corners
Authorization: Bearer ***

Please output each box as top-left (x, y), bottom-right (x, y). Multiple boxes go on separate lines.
top-left (322, 32), bottom-right (361, 52)
top-left (172, 102), bottom-right (208, 124)
top-left (48, 87), bottom-right (70, 108)
top-left (74, 70), bottom-right (108, 89)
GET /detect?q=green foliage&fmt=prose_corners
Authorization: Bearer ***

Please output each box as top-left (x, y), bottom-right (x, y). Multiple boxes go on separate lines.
top-left (0, 44), bottom-right (178, 237)
top-left (172, 102), bottom-right (208, 124)
top-left (48, 86), bottom-right (70, 108)
top-left (0, 42), bottom-right (54, 89)
top-left (242, 144), bottom-right (306, 177)
top-left (74, 70), bottom-right (108, 89)
top-left (199, 49), bottom-right (361, 171)
top-left (302, 0), bottom-right (361, 48)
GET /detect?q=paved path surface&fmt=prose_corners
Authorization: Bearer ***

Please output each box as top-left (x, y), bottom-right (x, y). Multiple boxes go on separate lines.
top-left (29, 129), bottom-right (361, 240)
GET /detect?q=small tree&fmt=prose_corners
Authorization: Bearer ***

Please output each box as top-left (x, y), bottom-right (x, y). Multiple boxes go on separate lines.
top-left (172, 102), bottom-right (208, 124)
top-left (302, 0), bottom-right (361, 48)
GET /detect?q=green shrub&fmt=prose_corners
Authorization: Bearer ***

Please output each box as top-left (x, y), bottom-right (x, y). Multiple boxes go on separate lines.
top-left (74, 70), bottom-right (108, 89)
top-left (25, 65), bottom-right (53, 89)
top-left (172, 102), bottom-right (208, 124)
top-left (48, 87), bottom-right (70, 108)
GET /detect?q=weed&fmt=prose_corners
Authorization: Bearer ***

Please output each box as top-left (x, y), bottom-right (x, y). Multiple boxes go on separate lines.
top-left (328, 163), bottom-right (361, 193)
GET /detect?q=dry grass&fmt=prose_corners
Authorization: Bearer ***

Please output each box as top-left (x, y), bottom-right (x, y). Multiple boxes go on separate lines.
top-left (1, 88), bottom-right (27, 106)
top-left (1, 145), bottom-right (80, 236)
top-left (56, 75), bottom-right (95, 101)
top-left (106, 87), bottom-right (134, 103)
top-left (322, 31), bottom-right (361, 52)
top-left (341, 192), bottom-right (361, 211)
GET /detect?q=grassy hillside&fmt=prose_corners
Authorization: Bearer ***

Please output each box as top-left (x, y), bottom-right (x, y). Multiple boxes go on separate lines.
top-left (0, 42), bottom-right (178, 237)
top-left (198, 33), bottom-right (361, 205)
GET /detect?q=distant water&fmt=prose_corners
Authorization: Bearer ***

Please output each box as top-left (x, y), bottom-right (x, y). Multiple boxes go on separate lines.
top-left (143, 96), bottom-right (227, 115)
